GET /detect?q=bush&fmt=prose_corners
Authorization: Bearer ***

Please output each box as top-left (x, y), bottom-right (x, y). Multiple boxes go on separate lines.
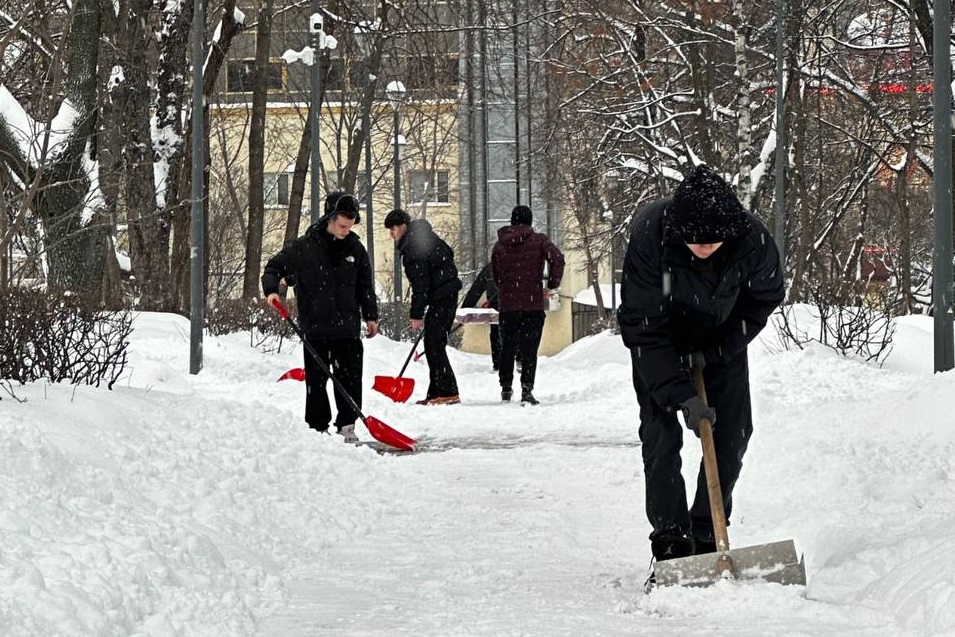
top-left (0, 288), bottom-right (132, 388)
top-left (205, 296), bottom-right (296, 353)
top-left (772, 288), bottom-right (894, 365)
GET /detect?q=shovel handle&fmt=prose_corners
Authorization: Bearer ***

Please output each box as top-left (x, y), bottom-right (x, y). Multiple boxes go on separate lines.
top-left (271, 299), bottom-right (370, 428)
top-left (397, 328), bottom-right (426, 377)
top-left (692, 364), bottom-right (733, 571)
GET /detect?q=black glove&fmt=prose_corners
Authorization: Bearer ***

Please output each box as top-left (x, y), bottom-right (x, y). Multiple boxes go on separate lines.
top-left (680, 395), bottom-right (716, 437)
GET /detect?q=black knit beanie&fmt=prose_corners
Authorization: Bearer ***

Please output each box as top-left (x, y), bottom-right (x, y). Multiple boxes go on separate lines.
top-left (511, 205), bottom-right (533, 226)
top-left (665, 165), bottom-right (750, 244)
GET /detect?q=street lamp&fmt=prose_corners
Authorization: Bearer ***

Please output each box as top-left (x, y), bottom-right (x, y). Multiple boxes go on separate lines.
top-left (354, 22), bottom-right (378, 276)
top-left (386, 79), bottom-right (408, 335)
top-left (283, 9), bottom-right (337, 224)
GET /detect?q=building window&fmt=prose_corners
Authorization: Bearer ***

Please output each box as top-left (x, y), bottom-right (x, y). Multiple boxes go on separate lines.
top-left (265, 172), bottom-right (291, 207)
top-left (327, 171), bottom-right (369, 205)
top-left (407, 169), bottom-right (450, 204)
top-left (227, 59), bottom-right (285, 93)
top-left (325, 58), bottom-right (345, 91)
top-left (404, 54), bottom-right (459, 90)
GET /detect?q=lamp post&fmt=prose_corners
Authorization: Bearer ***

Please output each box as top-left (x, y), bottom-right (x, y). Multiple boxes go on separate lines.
top-left (189, 0), bottom-right (206, 374)
top-left (386, 80), bottom-right (408, 337)
top-left (282, 11), bottom-right (337, 223)
top-left (932, 0), bottom-right (954, 371)
top-left (307, 10), bottom-right (338, 224)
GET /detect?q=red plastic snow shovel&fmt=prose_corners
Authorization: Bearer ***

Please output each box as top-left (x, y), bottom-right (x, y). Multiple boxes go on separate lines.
top-left (277, 367), bottom-right (306, 382)
top-left (654, 363), bottom-right (805, 587)
top-left (270, 299), bottom-right (416, 451)
top-left (372, 328), bottom-right (425, 402)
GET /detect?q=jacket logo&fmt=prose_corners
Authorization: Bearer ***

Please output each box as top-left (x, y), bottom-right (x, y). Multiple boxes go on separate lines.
top-left (345, 256), bottom-right (355, 263)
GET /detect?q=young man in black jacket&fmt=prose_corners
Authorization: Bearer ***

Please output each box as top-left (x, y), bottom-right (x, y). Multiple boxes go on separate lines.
top-left (384, 208), bottom-right (462, 405)
top-left (617, 165), bottom-right (784, 567)
top-left (262, 192), bottom-right (379, 442)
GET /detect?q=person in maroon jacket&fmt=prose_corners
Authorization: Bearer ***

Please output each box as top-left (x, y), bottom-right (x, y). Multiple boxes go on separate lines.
top-left (491, 205), bottom-right (565, 405)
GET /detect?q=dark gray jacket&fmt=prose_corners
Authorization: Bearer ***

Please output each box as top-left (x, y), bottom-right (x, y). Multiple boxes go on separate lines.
top-left (397, 219), bottom-right (462, 319)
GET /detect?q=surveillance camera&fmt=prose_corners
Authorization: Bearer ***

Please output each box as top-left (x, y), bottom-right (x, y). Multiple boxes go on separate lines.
top-left (309, 13), bottom-right (323, 34)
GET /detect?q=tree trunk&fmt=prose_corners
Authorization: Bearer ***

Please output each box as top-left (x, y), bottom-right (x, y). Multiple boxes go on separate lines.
top-left (155, 0), bottom-right (192, 308)
top-left (118, 0), bottom-right (171, 309)
top-left (243, 0), bottom-right (274, 299)
top-left (169, 0), bottom-right (240, 313)
top-left (283, 121), bottom-right (310, 246)
top-left (34, 0), bottom-right (110, 298)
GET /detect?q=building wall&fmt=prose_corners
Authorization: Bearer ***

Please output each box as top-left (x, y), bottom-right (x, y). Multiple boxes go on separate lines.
top-left (458, 233), bottom-right (613, 357)
top-left (208, 100), bottom-right (461, 301)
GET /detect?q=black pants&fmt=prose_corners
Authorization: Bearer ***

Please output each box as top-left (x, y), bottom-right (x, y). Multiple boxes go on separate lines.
top-left (423, 295), bottom-right (459, 398)
top-left (303, 337), bottom-right (363, 430)
top-left (631, 350), bottom-right (753, 545)
top-left (490, 324), bottom-right (501, 369)
top-left (498, 310), bottom-right (546, 391)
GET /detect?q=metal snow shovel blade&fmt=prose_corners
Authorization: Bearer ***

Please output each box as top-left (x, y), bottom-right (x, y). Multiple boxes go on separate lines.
top-left (372, 328), bottom-right (425, 403)
top-left (270, 300), bottom-right (416, 451)
top-left (655, 364), bottom-right (806, 588)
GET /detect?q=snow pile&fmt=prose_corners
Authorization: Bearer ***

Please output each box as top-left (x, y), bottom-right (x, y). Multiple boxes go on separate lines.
top-left (1, 310), bottom-right (953, 636)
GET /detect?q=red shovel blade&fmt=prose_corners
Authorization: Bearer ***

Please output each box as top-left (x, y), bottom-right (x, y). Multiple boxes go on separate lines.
top-left (277, 367), bottom-right (306, 382)
top-left (364, 415), bottom-right (416, 451)
top-left (372, 375), bottom-right (415, 403)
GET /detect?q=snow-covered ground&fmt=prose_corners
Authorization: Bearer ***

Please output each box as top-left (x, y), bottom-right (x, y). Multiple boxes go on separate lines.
top-left (2, 309), bottom-right (953, 636)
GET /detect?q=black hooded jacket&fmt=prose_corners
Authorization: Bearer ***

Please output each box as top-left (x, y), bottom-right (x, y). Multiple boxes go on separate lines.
top-left (397, 219), bottom-right (462, 319)
top-left (617, 197), bottom-right (784, 409)
top-left (261, 218), bottom-right (378, 339)
top-left (461, 263), bottom-right (498, 310)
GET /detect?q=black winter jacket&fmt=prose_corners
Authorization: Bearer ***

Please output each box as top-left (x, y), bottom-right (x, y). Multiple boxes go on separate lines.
top-left (261, 219), bottom-right (378, 339)
top-left (397, 219), bottom-right (462, 319)
top-left (461, 263), bottom-right (498, 309)
top-left (617, 197), bottom-right (784, 409)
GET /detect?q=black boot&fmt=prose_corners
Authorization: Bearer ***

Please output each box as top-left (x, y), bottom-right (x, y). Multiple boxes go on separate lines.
top-left (691, 526), bottom-right (717, 555)
top-left (501, 387), bottom-right (513, 402)
top-left (650, 534), bottom-right (693, 562)
top-left (520, 387), bottom-right (539, 405)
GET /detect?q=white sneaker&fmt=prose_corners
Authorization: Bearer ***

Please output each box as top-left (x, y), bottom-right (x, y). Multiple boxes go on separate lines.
top-left (337, 424), bottom-right (359, 444)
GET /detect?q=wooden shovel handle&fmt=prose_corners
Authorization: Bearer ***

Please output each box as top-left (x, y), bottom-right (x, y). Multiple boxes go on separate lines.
top-left (692, 364), bottom-right (734, 573)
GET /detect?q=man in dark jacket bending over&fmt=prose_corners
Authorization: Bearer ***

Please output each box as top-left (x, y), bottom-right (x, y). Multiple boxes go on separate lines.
top-left (617, 165), bottom-right (784, 566)
top-left (262, 192), bottom-right (379, 443)
top-left (385, 208), bottom-right (463, 405)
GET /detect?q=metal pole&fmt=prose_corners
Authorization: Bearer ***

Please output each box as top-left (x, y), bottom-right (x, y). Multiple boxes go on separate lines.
top-left (933, 0), bottom-right (954, 372)
top-left (610, 235), bottom-right (616, 315)
top-left (512, 0), bottom-right (521, 205)
top-left (772, 0), bottom-right (786, 265)
top-left (189, 0), bottom-right (205, 375)
top-left (393, 106), bottom-right (403, 338)
top-left (309, 5), bottom-right (322, 224)
top-left (364, 104), bottom-right (375, 277)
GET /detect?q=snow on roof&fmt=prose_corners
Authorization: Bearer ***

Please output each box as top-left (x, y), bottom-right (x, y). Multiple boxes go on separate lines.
top-left (572, 283), bottom-right (622, 309)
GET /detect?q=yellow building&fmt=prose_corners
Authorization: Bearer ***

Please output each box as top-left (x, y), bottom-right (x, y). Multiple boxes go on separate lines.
top-left (207, 3), bottom-right (617, 357)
